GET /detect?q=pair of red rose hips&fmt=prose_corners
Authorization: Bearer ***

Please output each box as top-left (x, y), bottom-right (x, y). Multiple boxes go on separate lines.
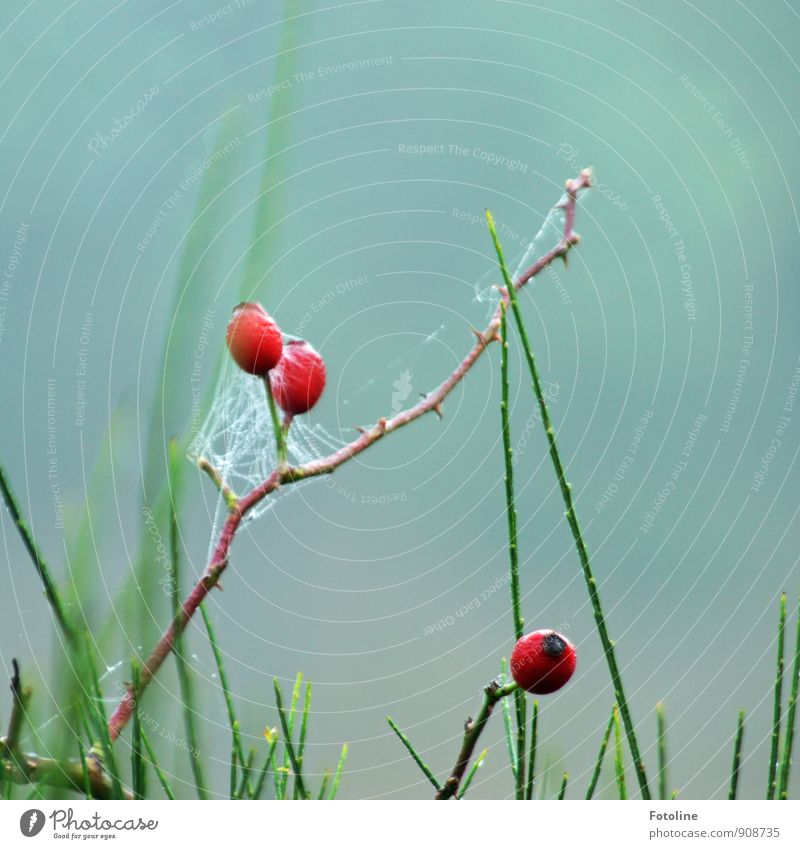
top-left (225, 302), bottom-right (325, 416)
top-left (510, 630), bottom-right (576, 695)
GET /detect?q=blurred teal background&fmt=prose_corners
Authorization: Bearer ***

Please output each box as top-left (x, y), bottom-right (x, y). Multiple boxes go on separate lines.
top-left (1, 0), bottom-right (799, 799)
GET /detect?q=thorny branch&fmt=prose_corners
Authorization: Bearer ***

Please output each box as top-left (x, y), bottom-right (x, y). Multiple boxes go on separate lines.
top-left (101, 169), bottom-right (592, 742)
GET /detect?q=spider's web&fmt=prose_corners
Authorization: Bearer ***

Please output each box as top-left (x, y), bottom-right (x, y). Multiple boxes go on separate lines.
top-left (189, 363), bottom-right (348, 529)
top-left (471, 196), bottom-right (567, 306)
top-left (188, 194), bottom-right (572, 547)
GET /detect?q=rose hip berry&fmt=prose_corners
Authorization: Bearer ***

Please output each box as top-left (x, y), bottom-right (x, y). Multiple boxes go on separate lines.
top-left (270, 339), bottom-right (326, 415)
top-left (226, 302), bottom-right (283, 375)
top-left (510, 630), bottom-right (576, 695)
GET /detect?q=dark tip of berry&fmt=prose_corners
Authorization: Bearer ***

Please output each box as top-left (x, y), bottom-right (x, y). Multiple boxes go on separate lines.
top-left (542, 632), bottom-right (566, 658)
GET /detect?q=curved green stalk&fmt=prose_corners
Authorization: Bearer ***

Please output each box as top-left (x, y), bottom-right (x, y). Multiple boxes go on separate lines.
top-left (487, 210), bottom-right (650, 800)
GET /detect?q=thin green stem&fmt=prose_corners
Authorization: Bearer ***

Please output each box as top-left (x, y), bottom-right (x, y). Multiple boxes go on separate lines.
top-left (329, 744), bottom-right (348, 800)
top-left (729, 709), bottom-right (745, 801)
top-left (140, 730), bottom-right (175, 800)
top-left (558, 771), bottom-right (569, 800)
top-left (500, 304), bottom-right (527, 799)
top-left (294, 681), bottom-right (311, 799)
top-left (487, 210), bottom-right (650, 800)
top-left (387, 717), bottom-right (442, 791)
top-left (275, 673), bottom-right (303, 800)
top-left (779, 594), bottom-right (800, 799)
top-left (768, 592), bottom-right (787, 799)
top-left (457, 749), bottom-right (488, 799)
top-left (81, 641), bottom-right (123, 800)
top-left (264, 377), bottom-right (287, 468)
top-left (251, 733), bottom-right (279, 801)
top-left (273, 678), bottom-right (309, 799)
top-left (613, 705), bottom-right (627, 800)
top-left (317, 771), bottom-right (331, 800)
top-left (656, 702), bottom-right (667, 800)
top-left (525, 700), bottom-right (539, 800)
top-left (0, 464), bottom-right (74, 642)
top-left (200, 604), bottom-right (248, 798)
top-left (130, 661), bottom-right (145, 800)
top-left (169, 440), bottom-right (207, 799)
top-left (500, 660), bottom-right (518, 788)
top-left (77, 742), bottom-right (92, 799)
top-left (586, 705), bottom-right (616, 800)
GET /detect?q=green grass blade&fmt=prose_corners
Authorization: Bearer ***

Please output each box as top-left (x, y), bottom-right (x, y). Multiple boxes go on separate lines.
top-left (499, 303), bottom-right (526, 799)
top-left (239, 0), bottom-right (303, 300)
top-left (525, 700), bottom-right (539, 800)
top-left (328, 744), bottom-right (348, 800)
top-left (80, 638), bottom-right (124, 800)
top-left (558, 771), bottom-right (569, 800)
top-left (613, 705), bottom-right (627, 800)
top-left (779, 594), bottom-right (800, 799)
top-left (586, 706), bottom-right (615, 800)
top-left (457, 748), bottom-right (488, 799)
top-left (130, 661), bottom-right (145, 800)
top-left (656, 702), bottom-right (667, 800)
top-left (77, 741), bottom-right (92, 799)
top-left (486, 210), bottom-right (650, 800)
top-left (0, 463), bottom-right (74, 641)
top-left (200, 604), bottom-right (247, 798)
top-left (499, 659), bottom-right (518, 787)
top-left (273, 678), bottom-right (309, 799)
top-left (386, 717), bottom-right (442, 792)
top-left (251, 730), bottom-right (279, 800)
top-left (237, 747), bottom-right (256, 800)
top-left (293, 681), bottom-right (311, 799)
top-left (317, 770), bottom-right (331, 800)
top-left (768, 592), bottom-right (787, 799)
top-left (140, 729), bottom-right (175, 800)
top-left (729, 709), bottom-right (745, 800)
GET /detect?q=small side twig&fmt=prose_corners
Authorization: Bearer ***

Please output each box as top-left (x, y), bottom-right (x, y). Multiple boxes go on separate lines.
top-left (1, 661), bottom-right (129, 800)
top-left (435, 679), bottom-right (518, 800)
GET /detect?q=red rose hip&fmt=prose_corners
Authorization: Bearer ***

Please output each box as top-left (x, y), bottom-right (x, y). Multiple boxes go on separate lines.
top-left (510, 630), bottom-right (576, 695)
top-left (226, 302), bottom-right (283, 375)
top-left (270, 339), bottom-right (326, 415)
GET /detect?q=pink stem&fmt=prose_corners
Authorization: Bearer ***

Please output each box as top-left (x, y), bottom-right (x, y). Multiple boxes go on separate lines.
top-left (106, 170), bottom-right (592, 742)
